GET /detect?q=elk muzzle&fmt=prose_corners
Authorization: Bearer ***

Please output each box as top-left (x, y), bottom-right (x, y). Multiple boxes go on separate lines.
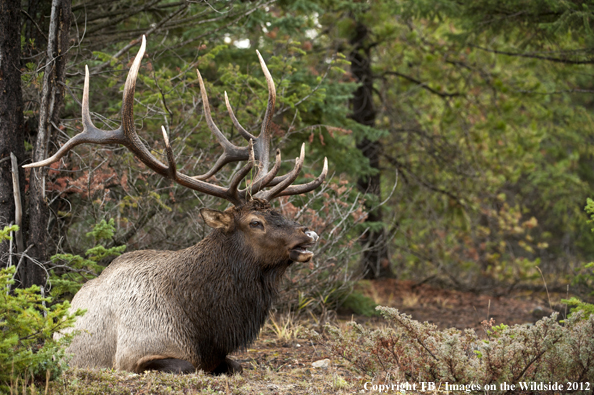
top-left (289, 229), bottom-right (319, 263)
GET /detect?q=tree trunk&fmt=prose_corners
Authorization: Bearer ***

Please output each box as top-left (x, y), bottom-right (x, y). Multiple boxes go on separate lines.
top-left (349, 20), bottom-right (393, 279)
top-left (0, 0), bottom-right (26, 268)
top-left (24, 0), bottom-right (71, 287)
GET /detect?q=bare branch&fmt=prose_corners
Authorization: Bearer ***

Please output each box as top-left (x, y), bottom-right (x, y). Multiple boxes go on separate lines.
top-left (379, 71), bottom-right (461, 98)
top-left (470, 44), bottom-right (594, 65)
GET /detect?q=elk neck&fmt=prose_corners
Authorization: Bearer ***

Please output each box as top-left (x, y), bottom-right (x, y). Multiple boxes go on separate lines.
top-left (171, 228), bottom-right (290, 354)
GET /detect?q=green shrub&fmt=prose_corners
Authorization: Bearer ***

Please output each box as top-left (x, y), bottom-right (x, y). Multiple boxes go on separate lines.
top-left (0, 225), bottom-right (83, 391)
top-left (0, 268), bottom-right (83, 390)
top-left (323, 306), bottom-right (594, 393)
top-left (340, 291), bottom-right (379, 317)
top-left (563, 198), bottom-right (594, 318)
top-left (563, 297), bottom-right (594, 319)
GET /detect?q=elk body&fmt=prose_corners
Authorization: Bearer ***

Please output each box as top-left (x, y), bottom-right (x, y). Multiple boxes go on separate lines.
top-left (25, 36), bottom-right (327, 374)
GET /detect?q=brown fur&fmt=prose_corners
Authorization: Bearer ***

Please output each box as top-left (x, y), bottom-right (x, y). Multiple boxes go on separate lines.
top-left (57, 200), bottom-right (316, 374)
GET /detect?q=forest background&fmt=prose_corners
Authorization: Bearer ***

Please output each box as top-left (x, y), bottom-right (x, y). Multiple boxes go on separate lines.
top-left (3, 0), bottom-right (594, 392)
top-left (2, 0), bottom-right (594, 324)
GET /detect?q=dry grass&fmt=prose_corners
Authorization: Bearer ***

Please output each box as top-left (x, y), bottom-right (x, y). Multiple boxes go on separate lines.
top-left (400, 293), bottom-right (421, 308)
top-left (263, 313), bottom-right (303, 342)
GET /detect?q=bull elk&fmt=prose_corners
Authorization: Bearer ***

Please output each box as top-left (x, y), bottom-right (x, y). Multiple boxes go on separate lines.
top-left (24, 36), bottom-right (327, 374)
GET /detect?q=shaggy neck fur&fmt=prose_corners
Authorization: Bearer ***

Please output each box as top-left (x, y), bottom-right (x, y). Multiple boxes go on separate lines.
top-left (174, 217), bottom-right (289, 368)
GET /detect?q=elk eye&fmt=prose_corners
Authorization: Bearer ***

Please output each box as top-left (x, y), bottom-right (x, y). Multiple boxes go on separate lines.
top-left (250, 220), bottom-right (263, 229)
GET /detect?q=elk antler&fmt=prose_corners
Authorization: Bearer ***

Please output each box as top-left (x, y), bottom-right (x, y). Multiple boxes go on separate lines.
top-left (24, 36), bottom-right (328, 206)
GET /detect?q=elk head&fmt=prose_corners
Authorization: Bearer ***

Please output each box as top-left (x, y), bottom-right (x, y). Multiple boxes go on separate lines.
top-left (201, 199), bottom-right (320, 268)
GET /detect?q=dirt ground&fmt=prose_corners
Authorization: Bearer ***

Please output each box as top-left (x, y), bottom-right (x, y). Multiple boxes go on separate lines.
top-left (356, 278), bottom-right (564, 330)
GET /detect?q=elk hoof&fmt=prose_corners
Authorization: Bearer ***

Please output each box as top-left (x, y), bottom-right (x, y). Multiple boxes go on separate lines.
top-left (212, 357), bottom-right (243, 375)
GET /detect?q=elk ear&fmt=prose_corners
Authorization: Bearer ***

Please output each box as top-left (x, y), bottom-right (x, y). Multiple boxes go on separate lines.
top-left (200, 208), bottom-right (234, 232)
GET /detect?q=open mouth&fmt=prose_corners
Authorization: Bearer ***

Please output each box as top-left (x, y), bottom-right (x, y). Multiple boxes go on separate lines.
top-left (289, 243), bottom-right (315, 262)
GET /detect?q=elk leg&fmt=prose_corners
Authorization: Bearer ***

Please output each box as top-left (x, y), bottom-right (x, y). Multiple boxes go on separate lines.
top-left (140, 358), bottom-right (196, 374)
top-left (211, 357), bottom-right (243, 375)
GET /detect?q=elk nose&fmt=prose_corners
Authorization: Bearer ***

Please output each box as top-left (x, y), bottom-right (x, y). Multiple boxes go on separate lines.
top-left (305, 230), bottom-right (319, 242)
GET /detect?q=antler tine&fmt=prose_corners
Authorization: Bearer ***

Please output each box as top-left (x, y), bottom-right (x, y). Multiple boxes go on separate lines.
top-left (250, 54), bottom-right (329, 198)
top-left (119, 37), bottom-right (170, 175)
top-left (256, 145), bottom-right (328, 201)
top-left (193, 70), bottom-right (250, 181)
top-left (224, 92), bottom-right (256, 142)
top-left (227, 140), bottom-right (256, 202)
top-left (161, 126), bottom-right (176, 178)
top-left (220, 52), bottom-right (276, 184)
top-left (240, 148), bottom-right (281, 200)
top-left (254, 50), bottom-right (276, 177)
top-left (275, 157), bottom-right (328, 198)
top-left (81, 64), bottom-right (113, 138)
top-left (23, 64), bottom-right (128, 169)
top-left (255, 144), bottom-right (306, 201)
